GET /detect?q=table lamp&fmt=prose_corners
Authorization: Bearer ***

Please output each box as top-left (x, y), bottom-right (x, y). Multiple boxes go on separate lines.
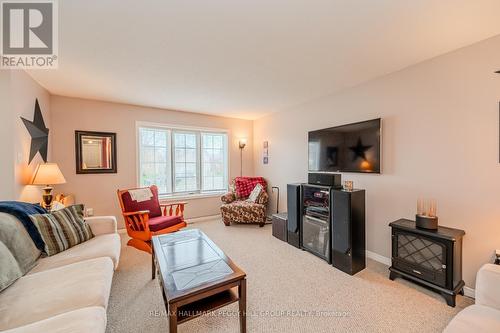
top-left (31, 163), bottom-right (66, 211)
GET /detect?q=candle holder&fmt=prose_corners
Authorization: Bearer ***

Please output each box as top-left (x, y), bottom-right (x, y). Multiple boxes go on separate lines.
top-left (343, 180), bottom-right (353, 191)
top-left (415, 198), bottom-right (438, 230)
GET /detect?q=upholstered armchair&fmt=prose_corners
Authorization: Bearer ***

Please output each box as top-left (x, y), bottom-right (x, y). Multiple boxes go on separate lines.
top-left (117, 185), bottom-right (187, 254)
top-left (220, 177), bottom-right (269, 227)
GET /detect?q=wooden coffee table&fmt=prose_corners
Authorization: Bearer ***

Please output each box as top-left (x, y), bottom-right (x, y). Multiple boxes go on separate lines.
top-left (152, 229), bottom-right (247, 333)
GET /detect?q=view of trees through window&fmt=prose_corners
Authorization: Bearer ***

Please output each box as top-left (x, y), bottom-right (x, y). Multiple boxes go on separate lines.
top-left (139, 126), bottom-right (228, 195)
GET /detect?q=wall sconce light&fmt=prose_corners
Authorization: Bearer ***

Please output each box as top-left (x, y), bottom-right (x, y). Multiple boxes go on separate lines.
top-left (239, 138), bottom-right (247, 149)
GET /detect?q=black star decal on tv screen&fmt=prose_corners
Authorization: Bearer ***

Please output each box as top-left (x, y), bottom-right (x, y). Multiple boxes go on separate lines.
top-left (21, 99), bottom-right (49, 164)
top-left (349, 138), bottom-right (372, 162)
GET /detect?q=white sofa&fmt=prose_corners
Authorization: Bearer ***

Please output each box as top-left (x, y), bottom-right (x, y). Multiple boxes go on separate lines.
top-left (0, 216), bottom-right (121, 333)
top-left (444, 264), bottom-right (500, 332)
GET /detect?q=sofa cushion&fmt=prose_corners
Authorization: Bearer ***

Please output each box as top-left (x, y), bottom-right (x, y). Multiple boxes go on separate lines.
top-left (444, 304), bottom-right (500, 333)
top-left (149, 215), bottom-right (182, 232)
top-left (220, 201), bottom-right (266, 224)
top-left (0, 213), bottom-right (41, 275)
top-left (29, 233), bottom-right (121, 274)
top-left (0, 257), bottom-right (113, 331)
top-left (234, 177), bottom-right (267, 198)
top-left (0, 241), bottom-right (22, 292)
top-left (29, 205), bottom-right (93, 256)
top-left (120, 185), bottom-right (162, 218)
top-left (2, 307), bottom-right (106, 333)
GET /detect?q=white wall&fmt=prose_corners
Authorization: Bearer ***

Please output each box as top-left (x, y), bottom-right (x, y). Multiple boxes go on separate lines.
top-left (0, 70), bottom-right (51, 202)
top-left (253, 35), bottom-right (500, 287)
top-left (0, 71), bottom-right (15, 200)
top-left (50, 96), bottom-right (254, 228)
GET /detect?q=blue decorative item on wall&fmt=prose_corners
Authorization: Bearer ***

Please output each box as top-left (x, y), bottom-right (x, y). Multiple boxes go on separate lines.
top-left (21, 99), bottom-right (49, 164)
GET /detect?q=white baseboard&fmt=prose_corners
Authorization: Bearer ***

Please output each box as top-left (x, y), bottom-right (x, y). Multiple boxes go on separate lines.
top-left (365, 250), bottom-right (476, 299)
top-left (186, 214), bottom-right (221, 224)
top-left (463, 286), bottom-right (475, 299)
top-left (366, 250), bottom-right (391, 266)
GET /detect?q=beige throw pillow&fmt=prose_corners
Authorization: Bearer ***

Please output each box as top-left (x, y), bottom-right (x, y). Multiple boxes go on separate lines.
top-left (0, 212), bottom-right (41, 275)
top-left (247, 184), bottom-right (264, 203)
top-left (0, 241), bottom-right (22, 292)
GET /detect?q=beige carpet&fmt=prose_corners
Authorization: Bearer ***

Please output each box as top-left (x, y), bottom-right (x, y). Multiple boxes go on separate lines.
top-left (106, 218), bottom-right (472, 333)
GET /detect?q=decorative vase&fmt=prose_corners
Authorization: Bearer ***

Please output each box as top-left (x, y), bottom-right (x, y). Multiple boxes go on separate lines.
top-left (416, 198), bottom-right (438, 230)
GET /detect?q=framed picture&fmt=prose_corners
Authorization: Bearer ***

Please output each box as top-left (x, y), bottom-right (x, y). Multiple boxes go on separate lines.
top-left (263, 141), bottom-right (269, 164)
top-left (75, 130), bottom-right (117, 174)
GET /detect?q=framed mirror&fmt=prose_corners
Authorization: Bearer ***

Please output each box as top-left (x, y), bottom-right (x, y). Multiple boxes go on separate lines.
top-left (75, 131), bottom-right (117, 174)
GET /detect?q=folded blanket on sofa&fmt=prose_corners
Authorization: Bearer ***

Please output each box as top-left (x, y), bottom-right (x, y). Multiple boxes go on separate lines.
top-left (0, 201), bottom-right (47, 251)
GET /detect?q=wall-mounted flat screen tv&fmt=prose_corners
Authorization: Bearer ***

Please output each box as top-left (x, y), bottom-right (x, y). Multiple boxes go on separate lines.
top-left (308, 118), bottom-right (381, 173)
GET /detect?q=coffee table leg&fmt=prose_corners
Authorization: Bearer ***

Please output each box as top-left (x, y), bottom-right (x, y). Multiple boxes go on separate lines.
top-left (239, 279), bottom-right (247, 333)
top-left (151, 245), bottom-right (156, 280)
top-left (168, 303), bottom-right (178, 333)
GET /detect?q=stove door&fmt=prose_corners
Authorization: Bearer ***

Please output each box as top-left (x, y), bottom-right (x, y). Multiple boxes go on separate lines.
top-left (302, 215), bottom-right (330, 261)
top-left (392, 230), bottom-right (447, 287)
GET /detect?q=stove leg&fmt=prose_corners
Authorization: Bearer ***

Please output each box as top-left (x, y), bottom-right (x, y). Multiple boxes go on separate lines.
top-left (441, 292), bottom-right (456, 307)
top-left (389, 271), bottom-right (400, 281)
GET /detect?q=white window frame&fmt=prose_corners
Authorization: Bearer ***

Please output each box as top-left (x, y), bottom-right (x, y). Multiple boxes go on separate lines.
top-left (200, 131), bottom-right (229, 192)
top-left (172, 130), bottom-right (200, 193)
top-left (136, 121), bottom-right (230, 199)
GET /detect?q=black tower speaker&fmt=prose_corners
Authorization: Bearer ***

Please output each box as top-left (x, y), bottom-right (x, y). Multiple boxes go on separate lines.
top-left (287, 183), bottom-right (302, 248)
top-left (331, 189), bottom-right (366, 275)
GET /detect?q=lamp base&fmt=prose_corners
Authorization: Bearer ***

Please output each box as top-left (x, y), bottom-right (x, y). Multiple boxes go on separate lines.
top-left (42, 186), bottom-right (54, 211)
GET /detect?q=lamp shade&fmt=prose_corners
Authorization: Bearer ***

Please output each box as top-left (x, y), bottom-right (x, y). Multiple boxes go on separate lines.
top-left (239, 138), bottom-right (247, 149)
top-left (31, 163), bottom-right (66, 185)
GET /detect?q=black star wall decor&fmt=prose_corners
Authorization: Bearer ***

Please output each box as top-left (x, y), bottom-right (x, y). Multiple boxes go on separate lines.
top-left (21, 99), bottom-right (49, 164)
top-left (349, 137), bottom-right (372, 162)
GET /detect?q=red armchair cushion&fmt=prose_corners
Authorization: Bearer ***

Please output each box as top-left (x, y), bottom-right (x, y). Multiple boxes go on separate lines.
top-left (121, 186), bottom-right (162, 218)
top-left (148, 215), bottom-right (182, 232)
top-left (234, 177), bottom-right (267, 198)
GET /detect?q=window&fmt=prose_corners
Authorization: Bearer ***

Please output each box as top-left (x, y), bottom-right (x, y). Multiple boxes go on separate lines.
top-left (201, 133), bottom-right (227, 191)
top-left (139, 128), bottom-right (171, 194)
top-left (138, 124), bottom-right (228, 196)
top-left (173, 132), bottom-right (198, 192)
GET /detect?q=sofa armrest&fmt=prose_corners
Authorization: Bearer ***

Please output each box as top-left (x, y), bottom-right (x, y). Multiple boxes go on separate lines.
top-left (475, 264), bottom-right (500, 310)
top-left (84, 216), bottom-right (118, 236)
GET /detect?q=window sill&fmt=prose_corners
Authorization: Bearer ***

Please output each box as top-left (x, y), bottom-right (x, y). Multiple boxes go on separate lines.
top-left (159, 191), bottom-right (227, 202)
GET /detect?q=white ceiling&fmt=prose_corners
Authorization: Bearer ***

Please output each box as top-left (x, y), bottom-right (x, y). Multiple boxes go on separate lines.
top-left (27, 0), bottom-right (500, 119)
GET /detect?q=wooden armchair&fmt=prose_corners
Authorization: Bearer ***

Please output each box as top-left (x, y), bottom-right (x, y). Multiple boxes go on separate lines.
top-left (117, 185), bottom-right (187, 254)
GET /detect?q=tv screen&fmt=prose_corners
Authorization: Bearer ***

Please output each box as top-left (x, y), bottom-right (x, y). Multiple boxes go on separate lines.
top-left (308, 118), bottom-right (381, 173)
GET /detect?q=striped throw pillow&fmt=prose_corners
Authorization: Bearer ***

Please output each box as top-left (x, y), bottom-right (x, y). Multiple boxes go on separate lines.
top-left (29, 205), bottom-right (94, 256)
